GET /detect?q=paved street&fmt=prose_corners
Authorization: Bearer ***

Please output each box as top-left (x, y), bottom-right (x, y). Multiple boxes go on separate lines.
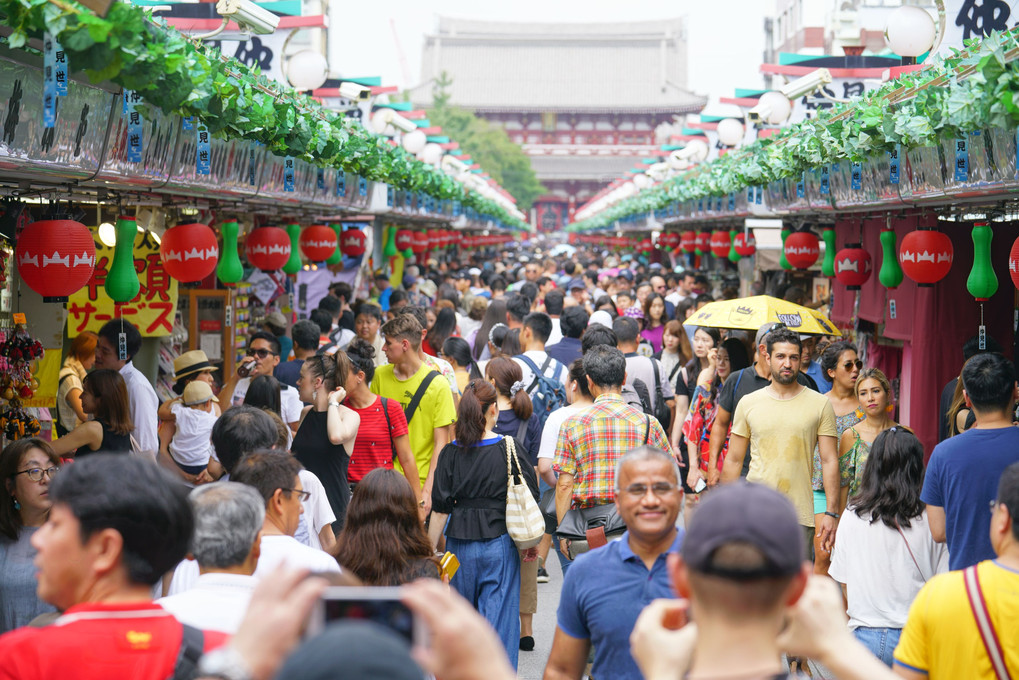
top-left (518, 550), bottom-right (565, 680)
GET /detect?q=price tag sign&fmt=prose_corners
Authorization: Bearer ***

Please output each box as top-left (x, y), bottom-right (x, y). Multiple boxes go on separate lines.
top-left (284, 156), bottom-right (295, 192)
top-left (183, 116), bottom-right (194, 131)
top-left (979, 324), bottom-right (987, 350)
top-left (316, 168), bottom-right (325, 190)
top-left (889, 145), bottom-right (901, 185)
top-left (358, 176), bottom-right (368, 197)
top-left (124, 90), bottom-right (143, 163)
top-left (196, 121), bottom-right (211, 175)
top-left (796, 172), bottom-right (805, 199)
top-left (889, 299), bottom-right (897, 320)
top-left (955, 137), bottom-right (969, 182)
top-left (225, 304), bottom-right (233, 329)
top-left (851, 162), bottom-right (862, 190)
top-left (12, 313), bottom-right (26, 325)
top-left (118, 331), bottom-right (128, 361)
top-left (820, 166), bottom-right (830, 195)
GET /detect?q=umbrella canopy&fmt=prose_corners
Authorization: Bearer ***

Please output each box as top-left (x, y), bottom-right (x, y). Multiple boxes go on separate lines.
top-left (683, 295), bottom-right (841, 337)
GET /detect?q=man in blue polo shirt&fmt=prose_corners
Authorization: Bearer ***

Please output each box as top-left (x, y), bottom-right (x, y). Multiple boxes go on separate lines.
top-left (544, 446), bottom-right (683, 680)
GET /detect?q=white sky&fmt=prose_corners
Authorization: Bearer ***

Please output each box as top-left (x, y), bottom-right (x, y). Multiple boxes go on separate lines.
top-left (332, 0), bottom-right (769, 113)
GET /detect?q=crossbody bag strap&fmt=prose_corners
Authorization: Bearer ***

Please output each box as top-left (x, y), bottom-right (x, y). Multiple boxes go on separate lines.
top-left (964, 565), bottom-right (1014, 680)
top-left (380, 397), bottom-right (397, 460)
top-left (404, 371), bottom-right (440, 424)
top-left (644, 415), bottom-right (651, 445)
top-left (894, 519), bottom-right (927, 583)
top-left (169, 623), bottom-right (204, 680)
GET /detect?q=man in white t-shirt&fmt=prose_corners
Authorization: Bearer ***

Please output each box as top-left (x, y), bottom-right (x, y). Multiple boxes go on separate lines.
top-left (513, 312), bottom-right (568, 396)
top-left (219, 331), bottom-right (303, 433)
top-left (157, 483), bottom-right (264, 634)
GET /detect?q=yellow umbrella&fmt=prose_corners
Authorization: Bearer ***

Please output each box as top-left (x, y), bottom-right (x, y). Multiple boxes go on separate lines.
top-left (683, 295), bottom-right (841, 336)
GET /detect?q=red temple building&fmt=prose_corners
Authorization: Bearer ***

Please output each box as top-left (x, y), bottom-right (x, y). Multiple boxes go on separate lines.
top-left (409, 17), bottom-right (706, 231)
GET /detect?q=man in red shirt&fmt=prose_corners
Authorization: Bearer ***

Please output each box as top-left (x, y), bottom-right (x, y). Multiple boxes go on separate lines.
top-left (0, 454), bottom-right (226, 679)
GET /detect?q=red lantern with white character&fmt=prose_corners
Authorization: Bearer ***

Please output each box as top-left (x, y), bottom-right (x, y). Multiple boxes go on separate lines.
top-left (734, 231), bottom-right (757, 257)
top-left (835, 245), bottom-right (873, 290)
top-left (395, 229), bottom-right (413, 252)
top-left (299, 224), bottom-right (337, 262)
top-left (340, 228), bottom-right (367, 257)
top-left (161, 223), bottom-right (219, 282)
top-left (784, 230), bottom-right (820, 269)
top-left (411, 231), bottom-right (428, 255)
top-left (710, 230), bottom-right (731, 258)
top-left (637, 238), bottom-right (653, 254)
top-left (681, 231), bottom-right (697, 253)
top-left (246, 226), bottom-right (291, 271)
top-left (16, 220), bottom-right (96, 301)
top-left (694, 232), bottom-right (711, 255)
top-left (1010, 237), bottom-right (1019, 290)
top-left (899, 229), bottom-right (953, 287)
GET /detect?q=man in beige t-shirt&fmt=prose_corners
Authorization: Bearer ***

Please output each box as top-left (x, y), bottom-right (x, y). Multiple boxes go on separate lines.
top-left (723, 327), bottom-right (840, 556)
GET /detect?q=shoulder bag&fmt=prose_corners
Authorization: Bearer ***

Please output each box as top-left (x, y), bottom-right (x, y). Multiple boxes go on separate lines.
top-left (504, 436), bottom-right (544, 550)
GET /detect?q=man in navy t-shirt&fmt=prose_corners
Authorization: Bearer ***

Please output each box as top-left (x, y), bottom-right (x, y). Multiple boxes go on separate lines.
top-left (922, 352), bottom-right (1019, 571)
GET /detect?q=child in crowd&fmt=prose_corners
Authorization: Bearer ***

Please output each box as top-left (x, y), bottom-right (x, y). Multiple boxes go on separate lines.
top-left (160, 381), bottom-right (219, 481)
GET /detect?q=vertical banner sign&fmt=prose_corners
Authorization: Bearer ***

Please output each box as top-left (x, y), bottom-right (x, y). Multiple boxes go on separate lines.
top-left (889, 145), bottom-right (901, 185)
top-left (453, 200), bottom-right (462, 217)
top-left (728, 193), bottom-right (735, 210)
top-left (755, 186), bottom-right (762, 204)
top-left (284, 156), bottom-right (295, 192)
top-left (248, 142), bottom-right (257, 186)
top-left (889, 299), bottom-right (897, 320)
top-left (851, 162), bottom-right (862, 190)
top-left (747, 186), bottom-right (754, 203)
top-left (820, 166), bottom-right (830, 195)
top-left (196, 121), bottom-right (211, 175)
top-left (358, 176), bottom-right (368, 197)
top-left (336, 171), bottom-right (346, 197)
top-left (183, 116), bottom-right (194, 131)
top-left (53, 38), bottom-right (67, 97)
top-left (316, 168), bottom-right (325, 191)
top-left (698, 198), bottom-right (704, 212)
top-left (42, 33), bottom-right (57, 128)
top-left (387, 186), bottom-right (394, 207)
top-left (124, 90), bottom-right (143, 163)
top-left (796, 172), bottom-right (805, 198)
top-left (955, 137), bottom-right (969, 181)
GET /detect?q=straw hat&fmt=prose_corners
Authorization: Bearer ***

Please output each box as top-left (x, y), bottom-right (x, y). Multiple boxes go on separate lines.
top-left (183, 381), bottom-right (219, 406)
top-left (172, 350), bottom-right (217, 382)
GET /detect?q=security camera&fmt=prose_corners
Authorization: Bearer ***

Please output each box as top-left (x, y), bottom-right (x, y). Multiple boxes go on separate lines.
top-left (389, 113), bottom-right (417, 133)
top-left (747, 104), bottom-right (769, 124)
top-left (216, 0), bottom-right (279, 34)
top-left (780, 68), bottom-right (833, 99)
top-left (339, 82), bottom-right (371, 101)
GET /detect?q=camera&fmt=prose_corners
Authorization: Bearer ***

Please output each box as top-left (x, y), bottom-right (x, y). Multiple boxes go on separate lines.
top-left (339, 82), bottom-right (371, 101)
top-left (779, 68), bottom-right (833, 99)
top-left (216, 0), bottom-right (279, 34)
top-left (307, 587), bottom-right (424, 646)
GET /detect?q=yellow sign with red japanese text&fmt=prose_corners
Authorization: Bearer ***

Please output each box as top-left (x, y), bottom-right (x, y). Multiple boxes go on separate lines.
top-left (66, 231), bottom-right (179, 337)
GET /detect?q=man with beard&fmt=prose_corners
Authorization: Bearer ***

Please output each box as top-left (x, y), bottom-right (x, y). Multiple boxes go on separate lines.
top-left (722, 327), bottom-right (840, 559)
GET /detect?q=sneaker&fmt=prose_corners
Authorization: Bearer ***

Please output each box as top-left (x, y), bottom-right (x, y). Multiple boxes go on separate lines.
top-left (519, 636), bottom-right (535, 652)
top-left (537, 567), bottom-right (550, 583)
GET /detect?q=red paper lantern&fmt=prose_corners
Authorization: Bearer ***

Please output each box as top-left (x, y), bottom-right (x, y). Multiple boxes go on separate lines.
top-left (411, 231), bottom-right (428, 254)
top-left (340, 228), bottom-right (367, 257)
top-left (694, 232), bottom-right (711, 254)
top-left (709, 230), bottom-right (731, 258)
top-left (1010, 237), bottom-right (1019, 290)
top-left (16, 220), bottom-right (96, 301)
top-left (899, 229), bottom-right (953, 287)
top-left (299, 224), bottom-right (337, 262)
top-left (160, 223), bottom-right (218, 282)
top-left (659, 232), bottom-right (678, 249)
top-left (246, 227), bottom-right (291, 271)
top-left (395, 229), bottom-right (413, 252)
top-left (835, 245), bottom-right (873, 290)
top-left (426, 231), bottom-right (440, 251)
top-left (681, 231), bottom-right (697, 253)
top-left (637, 238), bottom-right (653, 254)
top-left (784, 231), bottom-right (820, 269)
top-left (734, 231), bottom-right (757, 257)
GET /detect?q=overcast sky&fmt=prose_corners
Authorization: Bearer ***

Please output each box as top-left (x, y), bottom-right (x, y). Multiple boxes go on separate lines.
top-left (333, 0), bottom-right (770, 113)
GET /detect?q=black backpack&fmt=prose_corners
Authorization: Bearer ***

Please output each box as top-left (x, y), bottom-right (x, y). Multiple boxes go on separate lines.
top-left (514, 354), bottom-right (567, 429)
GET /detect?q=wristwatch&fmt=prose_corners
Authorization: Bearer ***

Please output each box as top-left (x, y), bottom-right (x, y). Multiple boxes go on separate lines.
top-left (824, 511), bottom-right (840, 519)
top-left (196, 645), bottom-right (253, 680)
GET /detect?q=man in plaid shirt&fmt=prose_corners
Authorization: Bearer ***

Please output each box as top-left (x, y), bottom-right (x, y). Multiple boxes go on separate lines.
top-left (553, 345), bottom-right (670, 557)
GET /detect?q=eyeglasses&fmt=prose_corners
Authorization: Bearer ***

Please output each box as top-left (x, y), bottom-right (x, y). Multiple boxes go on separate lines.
top-left (247, 348), bottom-right (278, 359)
top-left (843, 359), bottom-right (864, 371)
top-left (13, 466), bottom-right (60, 482)
top-left (622, 482), bottom-right (679, 498)
top-left (283, 488), bottom-right (311, 502)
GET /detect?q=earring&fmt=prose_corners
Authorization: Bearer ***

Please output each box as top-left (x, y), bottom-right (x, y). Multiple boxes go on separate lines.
top-left (313, 390), bottom-right (318, 401)
top-left (13, 498), bottom-right (20, 511)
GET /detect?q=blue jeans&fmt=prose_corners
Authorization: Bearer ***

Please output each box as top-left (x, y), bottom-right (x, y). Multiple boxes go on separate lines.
top-left (539, 477), bottom-right (573, 576)
top-left (446, 533), bottom-right (521, 669)
top-left (853, 627), bottom-right (901, 666)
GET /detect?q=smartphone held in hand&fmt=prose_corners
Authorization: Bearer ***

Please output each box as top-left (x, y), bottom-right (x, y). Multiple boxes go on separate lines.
top-left (307, 587), bottom-right (425, 646)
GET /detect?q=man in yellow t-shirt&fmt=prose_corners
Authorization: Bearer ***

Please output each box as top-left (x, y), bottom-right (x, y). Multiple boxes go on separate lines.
top-left (370, 314), bottom-right (456, 520)
top-left (894, 462), bottom-right (1019, 679)
top-left (724, 328), bottom-right (840, 556)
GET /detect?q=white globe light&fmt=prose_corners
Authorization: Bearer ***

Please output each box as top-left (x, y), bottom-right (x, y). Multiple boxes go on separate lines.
top-left (98, 222), bottom-right (117, 247)
top-left (759, 91), bottom-right (792, 125)
top-left (402, 130), bottom-right (427, 154)
top-left (632, 173), bottom-right (653, 190)
top-left (420, 143), bottom-right (443, 165)
top-left (716, 118), bottom-right (745, 147)
top-left (686, 138), bottom-right (710, 163)
top-left (371, 110), bottom-right (393, 135)
top-left (884, 6), bottom-right (937, 58)
top-left (286, 50), bottom-right (329, 91)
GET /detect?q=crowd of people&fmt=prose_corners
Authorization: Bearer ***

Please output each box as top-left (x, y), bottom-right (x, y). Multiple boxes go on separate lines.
top-left (1, 246), bottom-right (1017, 680)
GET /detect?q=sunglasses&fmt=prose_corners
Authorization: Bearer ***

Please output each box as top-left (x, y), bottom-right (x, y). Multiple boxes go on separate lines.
top-left (843, 359), bottom-right (864, 371)
top-left (247, 348), bottom-right (278, 359)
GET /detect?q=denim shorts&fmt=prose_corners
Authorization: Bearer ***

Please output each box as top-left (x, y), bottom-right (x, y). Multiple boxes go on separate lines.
top-left (853, 626), bottom-right (901, 667)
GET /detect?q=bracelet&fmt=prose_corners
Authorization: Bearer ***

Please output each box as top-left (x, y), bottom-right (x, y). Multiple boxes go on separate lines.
top-left (328, 401), bottom-right (340, 408)
top-left (824, 511), bottom-right (840, 519)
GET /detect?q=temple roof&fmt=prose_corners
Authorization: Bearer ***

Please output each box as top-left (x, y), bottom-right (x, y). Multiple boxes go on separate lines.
top-left (409, 17), bottom-right (707, 113)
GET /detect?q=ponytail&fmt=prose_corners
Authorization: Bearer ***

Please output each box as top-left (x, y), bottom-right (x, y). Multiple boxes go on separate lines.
top-left (510, 388), bottom-right (533, 421)
top-left (455, 380), bottom-right (497, 448)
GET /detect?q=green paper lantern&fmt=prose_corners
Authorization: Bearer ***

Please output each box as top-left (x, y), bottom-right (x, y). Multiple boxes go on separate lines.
top-left (383, 225), bottom-right (399, 258)
top-left (967, 222), bottom-right (998, 301)
top-left (216, 221), bottom-right (243, 285)
top-left (727, 228), bottom-right (741, 263)
top-left (325, 224), bottom-right (343, 266)
top-left (878, 226), bottom-right (903, 289)
top-left (779, 228), bottom-right (792, 271)
top-left (104, 216), bottom-right (140, 302)
top-left (821, 226), bottom-right (836, 277)
top-left (282, 223), bottom-right (301, 275)
top-left (402, 248), bottom-right (414, 259)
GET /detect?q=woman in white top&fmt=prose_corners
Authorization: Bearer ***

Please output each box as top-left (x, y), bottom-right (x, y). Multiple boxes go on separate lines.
top-left (829, 427), bottom-right (949, 667)
top-left (55, 332), bottom-right (96, 436)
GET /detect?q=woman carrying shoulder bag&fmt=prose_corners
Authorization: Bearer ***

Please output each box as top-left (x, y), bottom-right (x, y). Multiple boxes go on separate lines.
top-left (429, 380), bottom-right (539, 671)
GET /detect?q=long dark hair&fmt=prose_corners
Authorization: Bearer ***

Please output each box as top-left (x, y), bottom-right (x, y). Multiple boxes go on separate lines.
top-left (425, 307), bottom-right (457, 354)
top-left (710, 338), bottom-right (751, 400)
top-left (0, 438), bottom-right (60, 540)
top-left (82, 369), bottom-right (133, 435)
top-left (335, 468), bottom-right (437, 585)
top-left (455, 380), bottom-right (498, 448)
top-left (498, 328), bottom-right (522, 357)
top-left (485, 357), bottom-right (533, 421)
top-left (473, 299), bottom-right (507, 360)
top-left (684, 327), bottom-right (721, 377)
top-left (244, 375), bottom-right (282, 416)
top-left (442, 337), bottom-right (482, 380)
top-left (643, 293), bottom-right (667, 327)
top-left (850, 427), bottom-right (926, 528)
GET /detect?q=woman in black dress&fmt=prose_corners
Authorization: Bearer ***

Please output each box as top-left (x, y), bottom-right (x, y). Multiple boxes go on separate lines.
top-left (292, 354), bottom-right (359, 530)
top-left (429, 380), bottom-right (538, 670)
top-left (50, 369), bottom-right (132, 457)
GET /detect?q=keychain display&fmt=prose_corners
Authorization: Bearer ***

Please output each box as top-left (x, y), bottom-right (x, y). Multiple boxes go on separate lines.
top-left (0, 324), bottom-right (44, 441)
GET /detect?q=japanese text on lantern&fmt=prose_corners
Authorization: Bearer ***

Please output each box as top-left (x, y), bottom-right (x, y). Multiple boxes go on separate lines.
top-left (66, 231), bottom-right (178, 337)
